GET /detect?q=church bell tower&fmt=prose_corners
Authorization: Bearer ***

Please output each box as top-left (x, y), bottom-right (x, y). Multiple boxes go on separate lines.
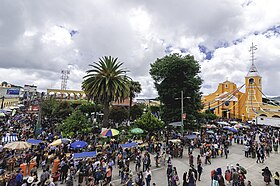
top-left (245, 43), bottom-right (262, 120)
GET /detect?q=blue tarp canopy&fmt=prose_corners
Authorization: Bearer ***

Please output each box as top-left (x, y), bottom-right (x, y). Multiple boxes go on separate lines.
top-left (73, 151), bottom-right (97, 159)
top-left (27, 139), bottom-right (43, 145)
top-left (185, 134), bottom-right (197, 139)
top-left (120, 142), bottom-right (137, 148)
top-left (70, 141), bottom-right (87, 149)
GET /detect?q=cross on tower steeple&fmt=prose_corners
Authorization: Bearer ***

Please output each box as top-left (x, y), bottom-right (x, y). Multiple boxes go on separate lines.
top-left (247, 42), bottom-right (259, 76)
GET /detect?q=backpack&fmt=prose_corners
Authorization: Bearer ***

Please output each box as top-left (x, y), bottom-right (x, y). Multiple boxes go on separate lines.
top-left (239, 166), bottom-right (247, 174)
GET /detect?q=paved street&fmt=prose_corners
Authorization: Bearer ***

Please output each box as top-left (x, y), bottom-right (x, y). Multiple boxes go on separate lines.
top-left (110, 143), bottom-right (279, 186)
top-left (32, 142), bottom-right (279, 186)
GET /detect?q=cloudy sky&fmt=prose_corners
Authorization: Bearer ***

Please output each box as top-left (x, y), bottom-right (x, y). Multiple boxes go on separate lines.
top-left (1, 0), bottom-right (280, 97)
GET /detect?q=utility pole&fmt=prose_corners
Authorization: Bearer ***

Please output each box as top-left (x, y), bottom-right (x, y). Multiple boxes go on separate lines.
top-left (1, 96), bottom-right (4, 109)
top-left (175, 91), bottom-right (190, 134)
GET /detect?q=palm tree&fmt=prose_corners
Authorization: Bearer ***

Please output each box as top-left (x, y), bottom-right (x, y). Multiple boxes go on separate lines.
top-left (128, 81), bottom-right (141, 122)
top-left (82, 56), bottom-right (130, 128)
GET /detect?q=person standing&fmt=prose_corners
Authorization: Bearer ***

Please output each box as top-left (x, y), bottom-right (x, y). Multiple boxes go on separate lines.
top-left (189, 152), bottom-right (194, 167)
top-left (224, 147), bottom-right (229, 159)
top-left (167, 165), bottom-right (173, 185)
top-left (182, 171), bottom-right (188, 186)
top-left (273, 172), bottom-right (279, 186)
top-left (60, 161), bottom-right (69, 184)
top-left (262, 167), bottom-right (272, 185)
top-left (145, 167), bottom-right (152, 186)
top-left (15, 170), bottom-right (23, 186)
top-left (197, 163), bottom-right (203, 181)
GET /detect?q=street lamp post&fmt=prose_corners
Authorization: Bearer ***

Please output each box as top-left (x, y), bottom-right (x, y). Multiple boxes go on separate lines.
top-left (175, 91), bottom-right (190, 134)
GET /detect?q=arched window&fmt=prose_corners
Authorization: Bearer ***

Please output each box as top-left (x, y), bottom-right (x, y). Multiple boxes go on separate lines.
top-left (249, 78), bottom-right (254, 84)
top-left (259, 79), bottom-right (261, 85)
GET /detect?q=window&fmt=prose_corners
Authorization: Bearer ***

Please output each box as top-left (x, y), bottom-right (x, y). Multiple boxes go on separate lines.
top-left (225, 84), bottom-right (228, 88)
top-left (249, 78), bottom-right (254, 84)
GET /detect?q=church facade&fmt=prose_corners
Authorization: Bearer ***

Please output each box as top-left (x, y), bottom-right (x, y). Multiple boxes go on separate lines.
top-left (202, 63), bottom-right (280, 121)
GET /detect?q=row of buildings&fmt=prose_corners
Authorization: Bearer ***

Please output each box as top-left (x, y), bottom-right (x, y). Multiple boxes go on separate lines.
top-left (0, 82), bottom-right (38, 109)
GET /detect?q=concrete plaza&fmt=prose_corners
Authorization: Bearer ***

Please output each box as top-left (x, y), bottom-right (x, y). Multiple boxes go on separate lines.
top-left (110, 143), bottom-right (279, 186)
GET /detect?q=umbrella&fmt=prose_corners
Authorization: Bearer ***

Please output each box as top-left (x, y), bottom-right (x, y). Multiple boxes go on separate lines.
top-left (49, 138), bottom-right (71, 146)
top-left (26, 139), bottom-right (43, 145)
top-left (130, 128), bottom-right (144, 134)
top-left (234, 124), bottom-right (243, 129)
top-left (185, 134), bottom-right (197, 140)
top-left (101, 129), bottom-right (119, 137)
top-left (223, 126), bottom-right (231, 130)
top-left (228, 127), bottom-right (238, 133)
top-left (217, 121), bottom-right (230, 125)
top-left (0, 113), bottom-right (5, 117)
top-left (4, 141), bottom-right (31, 150)
top-left (206, 130), bottom-right (215, 134)
top-left (70, 141), bottom-right (88, 149)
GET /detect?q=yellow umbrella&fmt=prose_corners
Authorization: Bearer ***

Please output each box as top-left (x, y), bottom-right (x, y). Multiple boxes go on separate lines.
top-left (49, 138), bottom-right (71, 146)
top-left (4, 141), bottom-right (32, 150)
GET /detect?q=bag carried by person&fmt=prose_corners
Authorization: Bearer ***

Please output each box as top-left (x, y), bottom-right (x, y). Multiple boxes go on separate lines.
top-left (239, 166), bottom-right (247, 174)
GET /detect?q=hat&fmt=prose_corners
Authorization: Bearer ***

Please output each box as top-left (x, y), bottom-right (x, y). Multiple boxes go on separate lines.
top-left (44, 179), bottom-right (50, 185)
top-left (27, 176), bottom-right (34, 183)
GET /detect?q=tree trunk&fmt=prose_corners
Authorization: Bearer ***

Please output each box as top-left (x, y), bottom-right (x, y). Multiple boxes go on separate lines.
top-left (103, 101), bottom-right (110, 128)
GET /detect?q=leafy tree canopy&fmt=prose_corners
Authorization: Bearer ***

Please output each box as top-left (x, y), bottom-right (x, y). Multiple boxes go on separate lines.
top-left (60, 110), bottom-right (90, 136)
top-left (150, 53), bottom-right (203, 125)
top-left (82, 56), bottom-right (130, 127)
top-left (135, 111), bottom-right (164, 132)
top-left (130, 104), bottom-right (143, 121)
top-left (78, 103), bottom-right (96, 115)
top-left (41, 99), bottom-right (73, 120)
top-left (109, 107), bottom-right (128, 125)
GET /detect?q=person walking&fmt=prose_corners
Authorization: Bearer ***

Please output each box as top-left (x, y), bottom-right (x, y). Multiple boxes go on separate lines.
top-left (145, 167), bottom-right (152, 186)
top-left (197, 163), bottom-right (203, 181)
top-left (182, 171), bottom-right (188, 186)
top-left (262, 167), bottom-right (272, 185)
top-left (273, 172), bottom-right (279, 186)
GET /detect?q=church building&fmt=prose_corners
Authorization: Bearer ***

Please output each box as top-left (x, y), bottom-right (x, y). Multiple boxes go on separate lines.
top-left (202, 44), bottom-right (280, 121)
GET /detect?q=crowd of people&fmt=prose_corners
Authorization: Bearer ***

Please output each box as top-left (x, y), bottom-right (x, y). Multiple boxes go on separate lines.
top-left (0, 107), bottom-right (279, 186)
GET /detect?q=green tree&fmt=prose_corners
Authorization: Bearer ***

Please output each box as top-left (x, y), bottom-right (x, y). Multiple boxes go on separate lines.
top-left (78, 103), bottom-right (96, 116)
top-left (82, 56), bottom-right (130, 128)
top-left (40, 99), bottom-right (73, 120)
top-left (135, 111), bottom-right (164, 132)
top-left (109, 107), bottom-right (128, 125)
top-left (40, 98), bottom-right (58, 118)
top-left (53, 101), bottom-right (73, 119)
top-left (150, 53), bottom-right (203, 127)
top-left (60, 110), bottom-right (90, 136)
top-left (130, 104), bottom-right (143, 121)
top-left (128, 81), bottom-right (142, 121)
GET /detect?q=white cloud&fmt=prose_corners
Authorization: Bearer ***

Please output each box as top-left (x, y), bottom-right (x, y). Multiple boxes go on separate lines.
top-left (0, 0), bottom-right (280, 97)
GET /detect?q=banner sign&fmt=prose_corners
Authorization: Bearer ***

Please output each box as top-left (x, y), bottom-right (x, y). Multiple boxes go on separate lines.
top-left (6, 89), bottom-right (20, 95)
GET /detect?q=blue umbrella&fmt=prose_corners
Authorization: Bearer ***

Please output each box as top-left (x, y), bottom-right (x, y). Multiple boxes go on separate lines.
top-left (70, 141), bottom-right (88, 149)
top-left (26, 139), bottom-right (43, 145)
top-left (228, 127), bottom-right (238, 133)
top-left (223, 126), bottom-right (231, 130)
